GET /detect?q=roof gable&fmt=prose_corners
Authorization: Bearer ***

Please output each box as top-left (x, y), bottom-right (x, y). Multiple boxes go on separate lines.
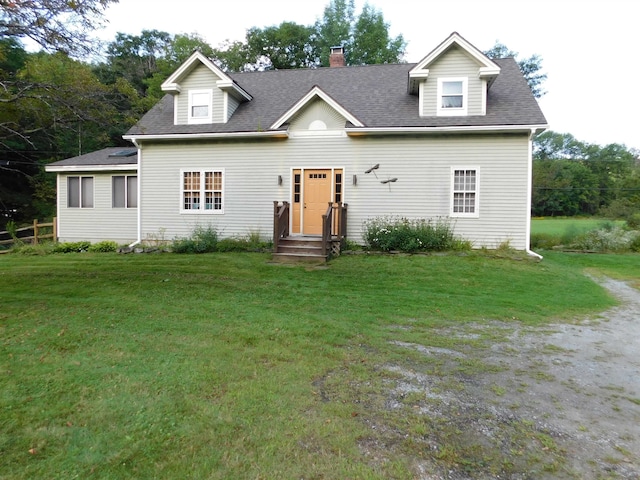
top-left (270, 85), bottom-right (364, 130)
top-left (162, 50), bottom-right (252, 101)
top-left (408, 32), bottom-right (500, 94)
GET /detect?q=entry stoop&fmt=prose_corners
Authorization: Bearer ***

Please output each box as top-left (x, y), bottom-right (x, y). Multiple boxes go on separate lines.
top-left (272, 236), bottom-right (328, 264)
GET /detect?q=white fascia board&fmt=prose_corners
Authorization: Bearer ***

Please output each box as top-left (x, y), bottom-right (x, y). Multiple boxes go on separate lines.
top-left (161, 51), bottom-right (245, 96)
top-left (346, 124), bottom-right (549, 136)
top-left (123, 131), bottom-right (289, 142)
top-left (412, 32), bottom-right (500, 73)
top-left (270, 85), bottom-right (364, 130)
top-left (216, 79), bottom-right (252, 102)
top-left (45, 164), bottom-right (138, 173)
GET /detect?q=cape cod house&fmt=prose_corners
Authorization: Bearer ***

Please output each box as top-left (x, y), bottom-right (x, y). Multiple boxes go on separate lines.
top-left (46, 32), bottom-right (547, 258)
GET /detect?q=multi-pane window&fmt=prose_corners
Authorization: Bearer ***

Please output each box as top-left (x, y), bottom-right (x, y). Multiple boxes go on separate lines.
top-left (293, 173), bottom-right (301, 203)
top-left (181, 170), bottom-right (223, 213)
top-left (68, 176), bottom-right (94, 208)
top-left (112, 175), bottom-right (138, 208)
top-left (334, 172), bottom-right (342, 203)
top-left (188, 89), bottom-right (212, 124)
top-left (452, 169), bottom-right (478, 216)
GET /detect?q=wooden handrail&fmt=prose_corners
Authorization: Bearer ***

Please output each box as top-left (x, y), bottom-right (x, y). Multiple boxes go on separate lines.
top-left (273, 201), bottom-right (290, 251)
top-left (320, 203), bottom-right (349, 257)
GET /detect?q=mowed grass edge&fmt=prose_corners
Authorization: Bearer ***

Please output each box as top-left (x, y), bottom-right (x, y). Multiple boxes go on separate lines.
top-left (1, 252), bottom-right (636, 478)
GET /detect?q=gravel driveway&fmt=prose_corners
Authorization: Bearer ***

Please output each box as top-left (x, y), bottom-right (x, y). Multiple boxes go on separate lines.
top-left (371, 276), bottom-right (640, 479)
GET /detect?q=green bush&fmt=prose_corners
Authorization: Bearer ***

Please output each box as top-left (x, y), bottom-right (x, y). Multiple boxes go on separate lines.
top-left (530, 232), bottom-right (562, 250)
top-left (172, 226), bottom-right (218, 254)
top-left (362, 216), bottom-right (466, 253)
top-left (10, 243), bottom-right (54, 255)
top-left (88, 241), bottom-right (118, 253)
top-left (53, 241), bottom-right (91, 253)
top-left (216, 238), bottom-right (249, 252)
top-left (569, 226), bottom-right (639, 253)
top-left (626, 213), bottom-right (640, 230)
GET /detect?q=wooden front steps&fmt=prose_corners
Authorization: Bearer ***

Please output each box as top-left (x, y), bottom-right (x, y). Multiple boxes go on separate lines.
top-left (272, 236), bottom-right (328, 264)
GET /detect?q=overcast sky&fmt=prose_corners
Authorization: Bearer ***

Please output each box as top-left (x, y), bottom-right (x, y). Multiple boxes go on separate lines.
top-left (96, 0), bottom-right (639, 150)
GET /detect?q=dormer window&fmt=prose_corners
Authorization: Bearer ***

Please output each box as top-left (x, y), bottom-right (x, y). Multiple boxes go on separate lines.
top-left (188, 89), bottom-right (212, 124)
top-left (437, 78), bottom-right (468, 116)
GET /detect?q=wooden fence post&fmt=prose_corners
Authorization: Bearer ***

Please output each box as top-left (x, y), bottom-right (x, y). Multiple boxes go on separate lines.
top-left (33, 219), bottom-right (38, 245)
top-left (53, 217), bottom-right (57, 243)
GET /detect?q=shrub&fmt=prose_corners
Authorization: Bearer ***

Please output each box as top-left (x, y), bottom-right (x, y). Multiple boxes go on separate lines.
top-left (88, 241), bottom-right (118, 253)
top-left (53, 241), bottom-right (91, 253)
top-left (216, 238), bottom-right (249, 252)
top-left (569, 226), bottom-right (639, 253)
top-left (10, 243), bottom-right (54, 255)
top-left (172, 226), bottom-right (218, 253)
top-left (362, 216), bottom-right (465, 253)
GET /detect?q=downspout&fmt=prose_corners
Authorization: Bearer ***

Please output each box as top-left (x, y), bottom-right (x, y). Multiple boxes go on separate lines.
top-left (128, 139), bottom-right (142, 248)
top-left (526, 128), bottom-right (543, 260)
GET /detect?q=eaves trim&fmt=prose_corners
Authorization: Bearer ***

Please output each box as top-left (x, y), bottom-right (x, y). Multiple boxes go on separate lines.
top-left (45, 164), bottom-right (138, 173)
top-left (346, 124), bottom-right (548, 136)
top-left (123, 130), bottom-right (289, 142)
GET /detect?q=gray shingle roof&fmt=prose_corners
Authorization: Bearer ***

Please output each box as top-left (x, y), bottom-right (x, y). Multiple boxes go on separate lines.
top-left (126, 57), bottom-right (546, 137)
top-left (46, 147), bottom-right (137, 168)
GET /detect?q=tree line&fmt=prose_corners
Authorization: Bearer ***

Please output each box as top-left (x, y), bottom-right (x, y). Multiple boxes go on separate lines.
top-left (1, 0), bottom-right (637, 229)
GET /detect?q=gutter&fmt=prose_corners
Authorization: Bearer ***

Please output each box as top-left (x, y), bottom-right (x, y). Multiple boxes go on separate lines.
top-left (526, 127), bottom-right (543, 260)
top-left (346, 124), bottom-right (549, 136)
top-left (123, 130), bottom-right (288, 142)
top-left (128, 138), bottom-right (142, 248)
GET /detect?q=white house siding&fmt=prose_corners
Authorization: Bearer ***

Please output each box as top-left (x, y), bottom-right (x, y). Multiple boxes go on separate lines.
top-left (175, 64), bottom-right (225, 124)
top-left (422, 46), bottom-right (485, 116)
top-left (138, 133), bottom-right (530, 249)
top-left (57, 172), bottom-right (138, 243)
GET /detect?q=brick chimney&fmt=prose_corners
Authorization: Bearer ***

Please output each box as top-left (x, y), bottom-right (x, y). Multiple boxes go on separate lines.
top-left (329, 46), bottom-right (346, 68)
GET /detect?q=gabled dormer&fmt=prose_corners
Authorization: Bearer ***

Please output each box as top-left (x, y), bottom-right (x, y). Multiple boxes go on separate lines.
top-left (161, 51), bottom-right (252, 125)
top-left (408, 32), bottom-right (500, 117)
top-left (270, 85), bottom-right (363, 136)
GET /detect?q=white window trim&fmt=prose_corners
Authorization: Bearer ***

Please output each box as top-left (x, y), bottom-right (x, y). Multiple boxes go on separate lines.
top-left (180, 169), bottom-right (225, 214)
top-left (67, 175), bottom-right (94, 209)
top-left (112, 175), bottom-right (138, 209)
top-left (450, 167), bottom-right (479, 218)
top-left (187, 89), bottom-right (213, 124)
top-left (437, 77), bottom-right (468, 116)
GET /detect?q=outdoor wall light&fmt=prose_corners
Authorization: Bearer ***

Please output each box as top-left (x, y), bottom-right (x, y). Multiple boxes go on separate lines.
top-left (277, 175), bottom-right (283, 186)
top-left (352, 174), bottom-right (357, 185)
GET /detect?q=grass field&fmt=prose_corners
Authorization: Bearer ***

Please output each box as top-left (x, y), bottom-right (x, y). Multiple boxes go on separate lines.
top-left (531, 217), bottom-right (624, 236)
top-left (1, 251), bottom-right (638, 478)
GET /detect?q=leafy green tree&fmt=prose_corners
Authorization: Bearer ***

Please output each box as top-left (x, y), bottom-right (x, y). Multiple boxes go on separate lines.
top-left (533, 131), bottom-right (639, 216)
top-left (0, 0), bottom-right (118, 55)
top-left (210, 40), bottom-right (251, 72)
top-left (533, 159), bottom-right (599, 216)
top-left (484, 42), bottom-right (547, 98)
top-left (315, 0), bottom-right (355, 66)
top-left (245, 22), bottom-right (318, 70)
top-left (314, 0), bottom-right (404, 66)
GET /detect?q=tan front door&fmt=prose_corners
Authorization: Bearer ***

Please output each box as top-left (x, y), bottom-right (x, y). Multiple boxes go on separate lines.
top-left (302, 169), bottom-right (332, 235)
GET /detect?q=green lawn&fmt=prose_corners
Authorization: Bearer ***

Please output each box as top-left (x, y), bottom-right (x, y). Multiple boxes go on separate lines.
top-left (531, 217), bottom-right (624, 236)
top-left (1, 252), bottom-right (638, 478)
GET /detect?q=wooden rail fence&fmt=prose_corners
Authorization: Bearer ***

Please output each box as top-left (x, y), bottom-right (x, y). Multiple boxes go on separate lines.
top-left (0, 218), bottom-right (57, 247)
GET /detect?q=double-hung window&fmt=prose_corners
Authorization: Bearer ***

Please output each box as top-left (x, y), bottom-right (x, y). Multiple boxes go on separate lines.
top-left (451, 168), bottom-right (478, 217)
top-left (188, 89), bottom-right (212, 124)
top-left (437, 78), bottom-right (468, 116)
top-left (68, 176), bottom-right (94, 208)
top-left (181, 170), bottom-right (224, 213)
top-left (112, 175), bottom-right (138, 208)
